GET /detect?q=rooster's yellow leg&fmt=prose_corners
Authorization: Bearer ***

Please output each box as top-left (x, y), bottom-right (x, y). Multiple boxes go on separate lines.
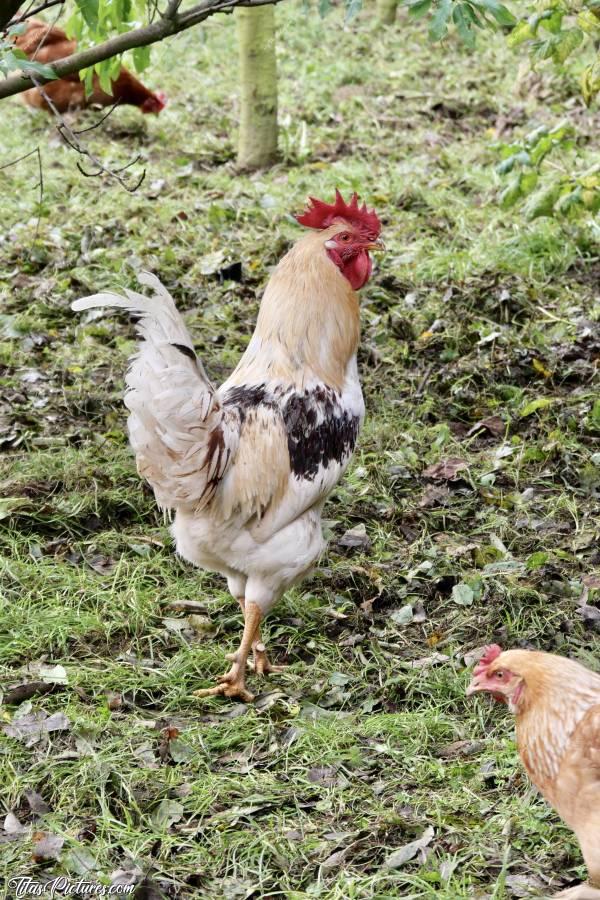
top-left (194, 601), bottom-right (262, 702)
top-left (226, 598), bottom-right (286, 676)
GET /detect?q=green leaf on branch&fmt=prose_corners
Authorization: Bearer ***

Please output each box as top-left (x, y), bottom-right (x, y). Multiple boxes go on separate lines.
top-left (506, 19), bottom-right (535, 46)
top-left (132, 46), bottom-right (151, 73)
top-left (453, 4), bottom-right (476, 46)
top-left (407, 0), bottom-right (433, 18)
top-left (75, 0), bottom-right (100, 30)
top-left (429, 0), bottom-right (452, 40)
top-left (581, 60), bottom-right (600, 106)
top-left (477, 0), bottom-right (515, 28)
top-left (345, 0), bottom-right (362, 21)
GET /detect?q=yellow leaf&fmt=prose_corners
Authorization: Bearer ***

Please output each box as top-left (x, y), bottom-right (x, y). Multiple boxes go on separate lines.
top-left (532, 358), bottom-right (552, 378)
top-left (418, 330), bottom-right (433, 342)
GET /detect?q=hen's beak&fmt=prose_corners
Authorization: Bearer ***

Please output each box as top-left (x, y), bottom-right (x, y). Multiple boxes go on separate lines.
top-left (465, 675), bottom-right (484, 696)
top-left (365, 238), bottom-right (386, 252)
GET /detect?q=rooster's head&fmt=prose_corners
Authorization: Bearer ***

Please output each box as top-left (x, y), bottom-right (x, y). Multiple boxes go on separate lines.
top-left (296, 190), bottom-right (384, 291)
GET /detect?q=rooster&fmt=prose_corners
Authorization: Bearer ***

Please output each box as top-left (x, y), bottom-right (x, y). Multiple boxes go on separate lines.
top-left (73, 191), bottom-right (384, 702)
top-left (467, 645), bottom-right (600, 899)
top-left (14, 20), bottom-right (166, 114)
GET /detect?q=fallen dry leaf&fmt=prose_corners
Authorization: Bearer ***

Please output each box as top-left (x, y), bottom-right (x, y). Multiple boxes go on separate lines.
top-left (3, 710), bottom-right (70, 745)
top-left (383, 826), bottom-right (434, 869)
top-left (307, 766), bottom-right (339, 787)
top-left (423, 458), bottom-right (469, 481)
top-left (467, 416), bottom-right (505, 438)
top-left (32, 832), bottom-right (64, 862)
top-left (418, 485), bottom-right (450, 508)
top-left (4, 812), bottom-right (27, 836)
top-left (24, 790), bottom-right (51, 815)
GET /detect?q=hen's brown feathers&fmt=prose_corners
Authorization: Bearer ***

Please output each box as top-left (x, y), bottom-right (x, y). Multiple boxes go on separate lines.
top-left (14, 19), bottom-right (164, 113)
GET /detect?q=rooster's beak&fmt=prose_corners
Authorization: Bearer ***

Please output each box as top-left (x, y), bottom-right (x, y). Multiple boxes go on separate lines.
top-left (366, 238), bottom-right (386, 252)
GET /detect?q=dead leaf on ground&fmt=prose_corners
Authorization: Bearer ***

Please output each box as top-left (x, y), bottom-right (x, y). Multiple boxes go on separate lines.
top-left (24, 790), bottom-right (51, 815)
top-left (32, 832), bottom-right (64, 862)
top-left (406, 652), bottom-right (448, 670)
top-left (467, 416), bottom-right (505, 438)
top-left (3, 681), bottom-right (58, 705)
top-left (3, 710), bottom-right (71, 745)
top-left (319, 848), bottom-right (348, 871)
top-left (86, 553), bottom-right (117, 575)
top-left (583, 574), bottom-right (600, 590)
top-left (151, 799), bottom-right (184, 829)
top-left (338, 523), bottom-right (371, 550)
top-left (4, 812), bottom-right (27, 836)
top-left (423, 458), bottom-right (469, 481)
top-left (418, 485), bottom-right (450, 508)
top-left (437, 740), bottom-right (484, 759)
top-left (383, 826), bottom-right (435, 869)
top-left (307, 766), bottom-right (339, 787)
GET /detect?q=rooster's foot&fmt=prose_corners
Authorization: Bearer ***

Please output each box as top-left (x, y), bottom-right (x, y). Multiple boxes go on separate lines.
top-left (194, 666), bottom-right (254, 703)
top-left (250, 643), bottom-right (287, 676)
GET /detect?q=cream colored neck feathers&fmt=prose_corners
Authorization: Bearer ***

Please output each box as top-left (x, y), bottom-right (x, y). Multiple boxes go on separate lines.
top-left (228, 225), bottom-right (360, 391)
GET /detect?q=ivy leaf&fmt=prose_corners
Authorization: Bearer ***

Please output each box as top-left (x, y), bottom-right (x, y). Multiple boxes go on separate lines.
top-left (429, 0), bottom-right (452, 41)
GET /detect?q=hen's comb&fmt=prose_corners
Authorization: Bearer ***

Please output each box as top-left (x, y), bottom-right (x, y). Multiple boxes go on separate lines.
top-left (473, 644), bottom-right (503, 676)
top-left (296, 189), bottom-right (381, 236)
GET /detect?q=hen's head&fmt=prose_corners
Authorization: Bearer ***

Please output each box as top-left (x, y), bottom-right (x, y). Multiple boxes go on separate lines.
top-left (296, 190), bottom-right (384, 291)
top-left (466, 644), bottom-right (526, 711)
top-left (141, 90), bottom-right (167, 114)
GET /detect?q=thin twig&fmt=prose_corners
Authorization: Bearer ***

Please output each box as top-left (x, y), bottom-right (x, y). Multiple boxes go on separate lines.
top-left (9, 0), bottom-right (64, 26)
top-left (30, 75), bottom-right (146, 193)
top-left (72, 98), bottom-right (122, 135)
top-left (0, 146), bottom-right (44, 236)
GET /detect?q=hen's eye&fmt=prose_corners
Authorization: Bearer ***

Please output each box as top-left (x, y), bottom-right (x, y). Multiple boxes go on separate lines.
top-left (495, 671), bottom-right (505, 679)
top-left (339, 233), bottom-right (351, 242)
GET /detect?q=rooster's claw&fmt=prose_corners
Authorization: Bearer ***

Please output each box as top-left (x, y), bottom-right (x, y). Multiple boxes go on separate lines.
top-left (194, 665), bottom-right (254, 702)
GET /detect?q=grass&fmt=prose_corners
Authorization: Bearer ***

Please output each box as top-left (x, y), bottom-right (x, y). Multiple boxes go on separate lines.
top-left (1, 2), bottom-right (600, 897)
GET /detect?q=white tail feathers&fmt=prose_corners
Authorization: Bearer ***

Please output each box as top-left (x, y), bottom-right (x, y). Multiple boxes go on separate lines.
top-left (73, 272), bottom-right (237, 511)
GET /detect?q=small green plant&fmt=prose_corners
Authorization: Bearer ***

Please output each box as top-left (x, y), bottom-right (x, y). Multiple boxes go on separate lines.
top-left (496, 122), bottom-right (600, 218)
top-left (407, 0), bottom-right (600, 222)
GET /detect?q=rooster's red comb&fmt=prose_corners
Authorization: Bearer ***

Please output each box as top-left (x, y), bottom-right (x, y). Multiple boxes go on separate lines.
top-left (473, 644), bottom-right (503, 676)
top-left (296, 189), bottom-right (381, 237)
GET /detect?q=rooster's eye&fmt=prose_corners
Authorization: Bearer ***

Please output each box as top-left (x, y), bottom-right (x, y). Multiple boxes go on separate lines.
top-left (339, 233), bottom-right (351, 242)
top-left (495, 671), bottom-right (505, 679)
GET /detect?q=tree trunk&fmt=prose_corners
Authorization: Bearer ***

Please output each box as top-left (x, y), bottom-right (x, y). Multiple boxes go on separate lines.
top-left (236, 5), bottom-right (278, 171)
top-left (376, 0), bottom-right (398, 24)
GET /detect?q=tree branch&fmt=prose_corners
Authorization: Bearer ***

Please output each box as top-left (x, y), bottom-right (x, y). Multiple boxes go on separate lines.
top-left (0, 1), bottom-right (25, 31)
top-left (0, 0), bottom-right (286, 101)
top-left (10, 0), bottom-right (65, 26)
